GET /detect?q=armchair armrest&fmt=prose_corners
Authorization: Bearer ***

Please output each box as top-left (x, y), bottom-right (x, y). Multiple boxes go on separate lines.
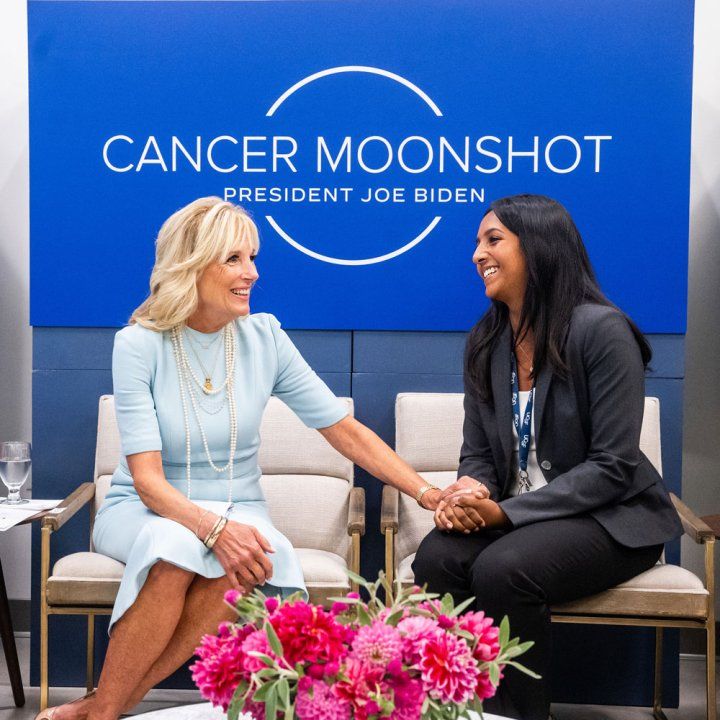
top-left (380, 484), bottom-right (399, 533)
top-left (670, 493), bottom-right (715, 544)
top-left (347, 486), bottom-right (366, 536)
top-left (41, 482), bottom-right (96, 532)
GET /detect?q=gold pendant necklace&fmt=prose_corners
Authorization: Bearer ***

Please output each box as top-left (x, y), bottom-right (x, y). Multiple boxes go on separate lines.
top-left (186, 328), bottom-right (224, 394)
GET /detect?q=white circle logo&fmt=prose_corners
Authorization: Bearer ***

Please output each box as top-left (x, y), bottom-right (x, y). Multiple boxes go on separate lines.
top-left (265, 65), bottom-right (443, 266)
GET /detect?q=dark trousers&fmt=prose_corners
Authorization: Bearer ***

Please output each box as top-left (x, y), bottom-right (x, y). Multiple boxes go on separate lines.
top-left (412, 516), bottom-right (662, 720)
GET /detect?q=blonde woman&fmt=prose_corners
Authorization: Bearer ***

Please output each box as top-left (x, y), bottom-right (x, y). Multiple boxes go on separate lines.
top-left (37, 197), bottom-right (443, 720)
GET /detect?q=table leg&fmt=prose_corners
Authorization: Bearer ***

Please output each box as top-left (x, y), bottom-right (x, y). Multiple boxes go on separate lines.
top-left (0, 558), bottom-right (24, 706)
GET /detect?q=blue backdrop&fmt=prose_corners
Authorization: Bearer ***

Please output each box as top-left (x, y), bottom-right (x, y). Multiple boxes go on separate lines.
top-left (29, 0), bottom-right (693, 330)
top-left (28, 0), bottom-right (694, 708)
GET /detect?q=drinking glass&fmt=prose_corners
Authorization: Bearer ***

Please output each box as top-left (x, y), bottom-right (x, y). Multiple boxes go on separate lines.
top-left (0, 441), bottom-right (31, 505)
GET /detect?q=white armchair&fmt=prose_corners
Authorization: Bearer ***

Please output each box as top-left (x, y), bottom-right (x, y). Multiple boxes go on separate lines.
top-left (39, 394), bottom-right (364, 709)
top-left (381, 392), bottom-right (715, 720)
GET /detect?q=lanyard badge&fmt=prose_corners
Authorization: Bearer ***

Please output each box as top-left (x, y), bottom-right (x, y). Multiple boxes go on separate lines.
top-left (511, 353), bottom-right (535, 494)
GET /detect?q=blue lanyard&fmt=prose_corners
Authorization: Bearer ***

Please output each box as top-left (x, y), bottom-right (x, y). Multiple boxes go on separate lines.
top-left (511, 353), bottom-right (535, 493)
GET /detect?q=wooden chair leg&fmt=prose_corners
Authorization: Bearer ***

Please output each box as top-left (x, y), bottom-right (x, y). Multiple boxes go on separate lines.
top-left (40, 526), bottom-right (51, 711)
top-left (707, 620), bottom-right (716, 720)
top-left (86, 614), bottom-right (95, 693)
top-left (653, 627), bottom-right (669, 720)
top-left (40, 604), bottom-right (49, 710)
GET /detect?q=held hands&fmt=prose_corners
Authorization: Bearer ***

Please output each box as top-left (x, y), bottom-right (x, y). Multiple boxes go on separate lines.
top-left (418, 475), bottom-right (489, 511)
top-left (440, 475), bottom-right (491, 501)
top-left (200, 514), bottom-right (275, 595)
top-left (434, 480), bottom-right (509, 533)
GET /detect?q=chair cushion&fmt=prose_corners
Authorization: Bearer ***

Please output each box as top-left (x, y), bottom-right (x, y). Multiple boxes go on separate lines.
top-left (551, 562), bottom-right (709, 619)
top-left (47, 552), bottom-right (124, 607)
top-left (616, 564), bottom-right (705, 592)
top-left (398, 556), bottom-right (708, 619)
top-left (47, 549), bottom-right (349, 607)
top-left (398, 554), bottom-right (416, 584)
top-left (295, 548), bottom-right (350, 588)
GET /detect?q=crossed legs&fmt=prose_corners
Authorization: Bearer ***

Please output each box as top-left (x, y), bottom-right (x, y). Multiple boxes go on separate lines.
top-left (47, 561), bottom-right (237, 720)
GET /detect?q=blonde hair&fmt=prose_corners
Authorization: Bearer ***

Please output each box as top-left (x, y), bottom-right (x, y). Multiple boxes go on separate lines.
top-left (131, 197), bottom-right (260, 331)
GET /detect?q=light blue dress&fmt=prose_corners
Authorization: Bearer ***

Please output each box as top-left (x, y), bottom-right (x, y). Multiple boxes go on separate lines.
top-left (92, 313), bottom-right (348, 632)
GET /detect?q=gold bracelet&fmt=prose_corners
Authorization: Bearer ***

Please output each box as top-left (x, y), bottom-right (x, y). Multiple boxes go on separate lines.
top-left (204, 517), bottom-right (228, 550)
top-left (195, 509), bottom-right (213, 539)
top-left (203, 515), bottom-right (224, 546)
top-left (416, 484), bottom-right (439, 508)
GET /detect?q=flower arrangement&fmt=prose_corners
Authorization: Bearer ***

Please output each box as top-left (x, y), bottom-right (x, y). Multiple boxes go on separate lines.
top-left (191, 572), bottom-right (537, 720)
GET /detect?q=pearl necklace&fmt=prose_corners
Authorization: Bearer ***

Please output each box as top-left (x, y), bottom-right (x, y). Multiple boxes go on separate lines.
top-left (170, 322), bottom-right (237, 505)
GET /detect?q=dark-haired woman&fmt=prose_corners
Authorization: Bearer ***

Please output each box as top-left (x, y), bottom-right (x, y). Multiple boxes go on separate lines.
top-left (412, 194), bottom-right (682, 720)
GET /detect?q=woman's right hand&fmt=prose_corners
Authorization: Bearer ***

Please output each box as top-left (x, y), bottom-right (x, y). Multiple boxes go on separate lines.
top-left (439, 475), bottom-right (490, 501)
top-left (210, 519), bottom-right (275, 594)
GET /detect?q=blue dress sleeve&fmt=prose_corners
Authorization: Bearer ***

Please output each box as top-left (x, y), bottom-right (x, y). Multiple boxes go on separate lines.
top-left (267, 315), bottom-right (349, 429)
top-left (112, 326), bottom-right (163, 457)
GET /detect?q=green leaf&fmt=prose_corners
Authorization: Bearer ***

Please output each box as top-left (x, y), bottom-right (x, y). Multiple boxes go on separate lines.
top-left (227, 688), bottom-right (245, 720)
top-left (441, 593), bottom-right (455, 616)
top-left (506, 660), bottom-right (542, 679)
top-left (450, 596), bottom-right (476, 616)
top-left (264, 620), bottom-right (285, 657)
top-left (455, 628), bottom-right (475, 642)
top-left (327, 595), bottom-right (360, 605)
top-left (344, 568), bottom-right (369, 587)
top-left (498, 616), bottom-right (510, 647)
top-left (488, 663), bottom-right (500, 685)
top-left (253, 668), bottom-right (278, 680)
top-left (264, 686), bottom-right (277, 720)
top-left (252, 682), bottom-right (274, 702)
top-left (384, 608), bottom-right (405, 627)
top-left (277, 678), bottom-right (290, 710)
top-left (502, 643), bottom-right (534, 660)
top-left (514, 640), bottom-right (534, 654)
top-left (356, 603), bottom-right (372, 625)
top-left (247, 651), bottom-right (277, 668)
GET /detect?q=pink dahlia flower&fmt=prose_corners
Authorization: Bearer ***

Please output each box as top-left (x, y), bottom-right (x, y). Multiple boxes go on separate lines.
top-left (270, 601), bottom-right (348, 666)
top-left (240, 629), bottom-right (274, 674)
top-left (333, 658), bottom-right (384, 719)
top-left (351, 621), bottom-right (403, 666)
top-left (397, 615), bottom-right (438, 665)
top-left (224, 589), bottom-right (243, 606)
top-left (475, 669), bottom-right (499, 700)
top-left (296, 678), bottom-right (351, 720)
top-left (387, 671), bottom-right (424, 720)
top-left (419, 630), bottom-right (479, 704)
top-left (457, 611), bottom-right (501, 662)
top-left (190, 622), bottom-right (253, 711)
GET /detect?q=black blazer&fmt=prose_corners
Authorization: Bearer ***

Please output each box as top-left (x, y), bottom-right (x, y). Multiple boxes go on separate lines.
top-left (458, 303), bottom-right (682, 548)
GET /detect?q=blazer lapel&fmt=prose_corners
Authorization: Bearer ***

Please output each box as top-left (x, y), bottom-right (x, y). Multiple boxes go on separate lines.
top-left (491, 326), bottom-right (513, 477)
top-left (532, 362), bottom-right (553, 447)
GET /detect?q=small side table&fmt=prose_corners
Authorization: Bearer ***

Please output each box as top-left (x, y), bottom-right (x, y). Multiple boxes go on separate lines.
top-left (0, 508), bottom-right (54, 708)
top-left (0, 554), bottom-right (23, 706)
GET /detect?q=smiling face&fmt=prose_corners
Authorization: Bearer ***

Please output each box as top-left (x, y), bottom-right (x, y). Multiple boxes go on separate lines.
top-left (473, 211), bottom-right (528, 311)
top-left (192, 246), bottom-right (259, 331)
